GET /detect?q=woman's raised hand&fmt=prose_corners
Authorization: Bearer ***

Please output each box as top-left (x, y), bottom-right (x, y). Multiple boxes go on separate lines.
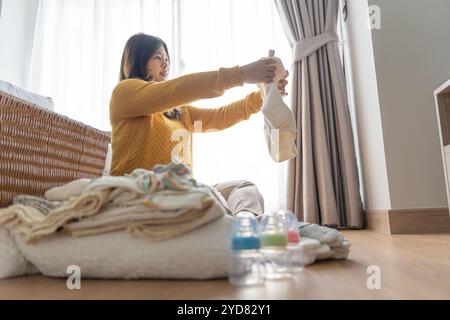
top-left (239, 58), bottom-right (277, 84)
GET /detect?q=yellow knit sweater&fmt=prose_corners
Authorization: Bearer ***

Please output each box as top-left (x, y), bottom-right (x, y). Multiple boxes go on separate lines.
top-left (109, 66), bottom-right (263, 176)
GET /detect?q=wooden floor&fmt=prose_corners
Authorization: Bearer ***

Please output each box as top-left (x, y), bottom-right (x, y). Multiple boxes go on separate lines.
top-left (1, 230), bottom-right (450, 300)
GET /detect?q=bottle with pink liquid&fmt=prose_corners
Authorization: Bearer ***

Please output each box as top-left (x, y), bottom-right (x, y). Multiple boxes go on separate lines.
top-left (277, 210), bottom-right (306, 273)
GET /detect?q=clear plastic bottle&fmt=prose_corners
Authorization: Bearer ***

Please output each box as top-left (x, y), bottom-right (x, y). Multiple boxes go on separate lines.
top-left (277, 210), bottom-right (306, 273)
top-left (259, 211), bottom-right (292, 280)
top-left (228, 215), bottom-right (265, 287)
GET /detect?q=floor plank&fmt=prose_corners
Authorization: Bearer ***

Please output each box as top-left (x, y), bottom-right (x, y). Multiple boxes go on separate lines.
top-left (1, 230), bottom-right (449, 299)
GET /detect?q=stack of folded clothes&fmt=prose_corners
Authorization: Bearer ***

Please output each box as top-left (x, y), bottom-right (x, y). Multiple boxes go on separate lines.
top-left (0, 162), bottom-right (227, 243)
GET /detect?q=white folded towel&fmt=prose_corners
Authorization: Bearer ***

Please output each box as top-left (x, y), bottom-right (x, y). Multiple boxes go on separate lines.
top-left (45, 178), bottom-right (91, 201)
top-left (298, 237), bottom-right (350, 265)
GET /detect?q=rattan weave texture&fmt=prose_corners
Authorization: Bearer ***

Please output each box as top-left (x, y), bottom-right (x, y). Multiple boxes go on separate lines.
top-left (0, 91), bottom-right (110, 207)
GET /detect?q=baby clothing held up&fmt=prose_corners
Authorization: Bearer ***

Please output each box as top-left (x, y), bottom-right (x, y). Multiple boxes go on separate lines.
top-left (260, 50), bottom-right (297, 162)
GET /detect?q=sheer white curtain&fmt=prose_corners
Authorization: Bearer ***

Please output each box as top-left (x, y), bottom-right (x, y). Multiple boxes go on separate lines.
top-left (27, 0), bottom-right (292, 213)
top-left (27, 0), bottom-right (177, 130)
top-left (179, 0), bottom-right (292, 213)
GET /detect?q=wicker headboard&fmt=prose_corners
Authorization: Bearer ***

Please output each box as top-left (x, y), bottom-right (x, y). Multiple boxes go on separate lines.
top-left (0, 91), bottom-right (111, 207)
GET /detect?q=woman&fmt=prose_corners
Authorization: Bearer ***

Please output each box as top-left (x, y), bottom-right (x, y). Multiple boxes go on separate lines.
top-left (110, 33), bottom-right (288, 217)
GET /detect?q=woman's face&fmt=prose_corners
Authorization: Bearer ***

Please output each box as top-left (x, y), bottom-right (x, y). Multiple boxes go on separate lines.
top-left (146, 46), bottom-right (170, 82)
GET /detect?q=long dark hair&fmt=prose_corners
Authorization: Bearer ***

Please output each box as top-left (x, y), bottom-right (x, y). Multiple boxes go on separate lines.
top-left (119, 33), bottom-right (181, 120)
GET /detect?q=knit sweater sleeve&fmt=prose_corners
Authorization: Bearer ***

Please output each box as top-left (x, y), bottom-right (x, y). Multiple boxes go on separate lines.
top-left (110, 66), bottom-right (243, 121)
top-left (186, 90), bottom-right (263, 132)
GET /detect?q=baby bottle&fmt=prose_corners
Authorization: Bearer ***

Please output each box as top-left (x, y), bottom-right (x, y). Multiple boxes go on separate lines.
top-left (277, 210), bottom-right (306, 272)
top-left (228, 214), bottom-right (265, 287)
top-left (259, 211), bottom-right (292, 280)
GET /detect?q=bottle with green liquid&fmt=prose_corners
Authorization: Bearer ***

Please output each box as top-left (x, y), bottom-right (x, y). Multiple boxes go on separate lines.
top-left (259, 211), bottom-right (292, 280)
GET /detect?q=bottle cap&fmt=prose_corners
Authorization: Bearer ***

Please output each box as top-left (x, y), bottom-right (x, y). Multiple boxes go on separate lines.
top-left (231, 215), bottom-right (261, 250)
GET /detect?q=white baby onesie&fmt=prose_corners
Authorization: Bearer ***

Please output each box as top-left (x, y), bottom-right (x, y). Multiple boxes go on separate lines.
top-left (259, 50), bottom-right (297, 162)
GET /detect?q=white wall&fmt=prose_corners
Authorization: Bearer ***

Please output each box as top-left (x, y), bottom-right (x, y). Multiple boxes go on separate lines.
top-left (322, 0), bottom-right (450, 211)
top-left (346, 0), bottom-right (450, 211)
top-left (369, 0), bottom-right (450, 209)
top-left (0, 0), bottom-right (39, 87)
top-left (343, 0), bottom-right (391, 210)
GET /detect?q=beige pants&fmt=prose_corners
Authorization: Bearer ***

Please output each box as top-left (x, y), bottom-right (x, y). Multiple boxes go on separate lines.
top-left (212, 180), bottom-right (265, 217)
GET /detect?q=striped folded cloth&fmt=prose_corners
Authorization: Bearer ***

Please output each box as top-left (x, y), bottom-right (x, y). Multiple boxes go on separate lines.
top-left (13, 195), bottom-right (60, 215)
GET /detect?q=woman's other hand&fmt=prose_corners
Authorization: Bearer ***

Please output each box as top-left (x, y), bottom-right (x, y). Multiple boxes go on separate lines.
top-left (278, 70), bottom-right (289, 96)
top-left (240, 58), bottom-right (277, 84)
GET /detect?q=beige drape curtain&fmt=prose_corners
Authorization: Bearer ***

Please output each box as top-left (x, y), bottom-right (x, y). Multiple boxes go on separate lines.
top-left (275, 0), bottom-right (364, 227)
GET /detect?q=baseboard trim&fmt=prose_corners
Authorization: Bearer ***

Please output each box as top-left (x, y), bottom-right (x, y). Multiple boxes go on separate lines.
top-left (366, 208), bottom-right (450, 234)
top-left (366, 209), bottom-right (391, 234)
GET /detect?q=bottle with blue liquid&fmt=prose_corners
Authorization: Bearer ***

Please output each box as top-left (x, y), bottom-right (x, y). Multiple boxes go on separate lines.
top-left (228, 214), bottom-right (265, 287)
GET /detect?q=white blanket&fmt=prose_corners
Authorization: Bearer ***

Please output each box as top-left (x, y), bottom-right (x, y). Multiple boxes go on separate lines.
top-left (0, 228), bottom-right (39, 279)
top-left (0, 220), bottom-right (349, 280)
top-left (13, 215), bottom-right (234, 280)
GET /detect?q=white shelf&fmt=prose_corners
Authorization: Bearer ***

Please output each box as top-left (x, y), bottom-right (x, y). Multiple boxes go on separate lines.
top-left (435, 79), bottom-right (450, 214)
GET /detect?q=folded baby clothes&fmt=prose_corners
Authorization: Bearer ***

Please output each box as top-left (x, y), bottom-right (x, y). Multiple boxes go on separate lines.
top-left (298, 223), bottom-right (351, 262)
top-left (297, 237), bottom-right (324, 265)
top-left (13, 195), bottom-right (60, 214)
top-left (297, 237), bottom-right (350, 265)
top-left (63, 186), bottom-right (225, 240)
top-left (0, 163), bottom-right (225, 243)
top-left (259, 50), bottom-right (297, 163)
top-left (44, 161), bottom-right (197, 202)
top-left (44, 178), bottom-right (92, 201)
top-left (0, 189), bottom-right (110, 243)
top-left (298, 222), bottom-right (344, 245)
top-left (65, 205), bottom-right (217, 240)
